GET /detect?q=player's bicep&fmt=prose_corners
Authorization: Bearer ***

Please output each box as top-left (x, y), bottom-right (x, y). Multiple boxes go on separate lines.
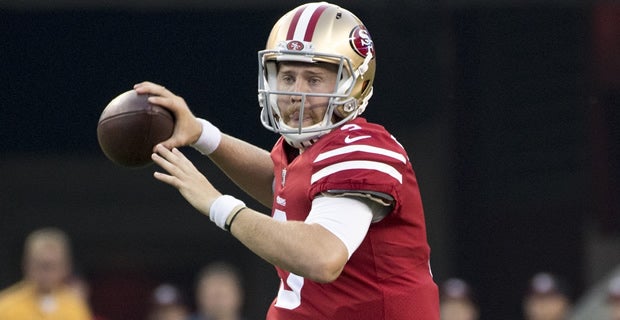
top-left (304, 196), bottom-right (373, 259)
top-left (322, 190), bottom-right (393, 222)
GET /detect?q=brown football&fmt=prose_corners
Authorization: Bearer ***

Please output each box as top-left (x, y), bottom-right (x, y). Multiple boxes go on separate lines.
top-left (97, 90), bottom-right (174, 167)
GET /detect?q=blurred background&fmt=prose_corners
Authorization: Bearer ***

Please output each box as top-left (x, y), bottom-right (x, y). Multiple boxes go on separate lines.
top-left (0, 0), bottom-right (618, 319)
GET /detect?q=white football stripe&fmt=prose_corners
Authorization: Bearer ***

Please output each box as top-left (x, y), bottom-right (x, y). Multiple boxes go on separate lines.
top-left (314, 145), bottom-right (406, 164)
top-left (311, 160), bottom-right (402, 184)
top-left (273, 209), bottom-right (287, 222)
top-left (293, 3), bottom-right (323, 40)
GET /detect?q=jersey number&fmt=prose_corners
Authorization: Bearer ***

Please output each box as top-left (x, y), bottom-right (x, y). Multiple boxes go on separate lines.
top-left (273, 209), bottom-right (305, 310)
top-left (275, 272), bottom-right (304, 309)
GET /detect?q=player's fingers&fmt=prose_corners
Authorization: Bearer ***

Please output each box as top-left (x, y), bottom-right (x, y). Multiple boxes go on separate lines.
top-left (170, 149), bottom-right (201, 177)
top-left (152, 155), bottom-right (189, 190)
top-left (171, 147), bottom-right (193, 165)
top-left (133, 80), bottom-right (166, 91)
top-left (152, 148), bottom-right (184, 175)
top-left (150, 94), bottom-right (189, 112)
top-left (157, 137), bottom-right (182, 151)
top-left (134, 81), bottom-right (170, 97)
top-left (153, 143), bottom-right (179, 159)
top-left (151, 151), bottom-right (175, 172)
top-left (151, 149), bottom-right (179, 180)
top-left (159, 145), bottom-right (190, 165)
top-left (153, 145), bottom-right (195, 176)
top-left (146, 95), bottom-right (176, 115)
top-left (153, 171), bottom-right (181, 188)
top-left (146, 95), bottom-right (171, 107)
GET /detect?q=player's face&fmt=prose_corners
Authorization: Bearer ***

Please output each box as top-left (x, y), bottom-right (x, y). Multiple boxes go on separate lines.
top-left (276, 62), bottom-right (338, 128)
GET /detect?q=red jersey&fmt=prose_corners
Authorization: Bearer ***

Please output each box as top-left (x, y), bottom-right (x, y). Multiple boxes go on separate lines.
top-left (266, 117), bottom-right (439, 320)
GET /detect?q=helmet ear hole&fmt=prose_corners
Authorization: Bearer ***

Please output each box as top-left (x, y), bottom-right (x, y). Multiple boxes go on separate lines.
top-left (335, 101), bottom-right (357, 118)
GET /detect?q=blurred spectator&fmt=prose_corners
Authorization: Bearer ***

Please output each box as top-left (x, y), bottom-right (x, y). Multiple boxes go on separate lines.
top-left (439, 278), bottom-right (479, 320)
top-left (607, 275), bottom-right (620, 320)
top-left (0, 227), bottom-right (92, 319)
top-left (147, 283), bottom-right (190, 320)
top-left (523, 272), bottom-right (572, 320)
top-left (189, 261), bottom-right (245, 320)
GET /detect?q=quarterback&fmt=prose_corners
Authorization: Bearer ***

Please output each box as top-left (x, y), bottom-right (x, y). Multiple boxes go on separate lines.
top-left (135, 2), bottom-right (440, 319)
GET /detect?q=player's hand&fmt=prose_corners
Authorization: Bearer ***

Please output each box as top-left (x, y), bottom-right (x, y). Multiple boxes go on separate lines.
top-left (133, 81), bottom-right (202, 150)
top-left (152, 144), bottom-right (221, 216)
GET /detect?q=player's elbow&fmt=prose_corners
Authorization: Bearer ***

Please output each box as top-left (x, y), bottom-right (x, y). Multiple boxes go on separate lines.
top-left (306, 250), bottom-right (347, 283)
top-left (300, 223), bottom-right (350, 283)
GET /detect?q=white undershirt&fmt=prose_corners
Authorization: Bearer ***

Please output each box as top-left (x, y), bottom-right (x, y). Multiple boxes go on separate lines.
top-left (304, 196), bottom-right (375, 259)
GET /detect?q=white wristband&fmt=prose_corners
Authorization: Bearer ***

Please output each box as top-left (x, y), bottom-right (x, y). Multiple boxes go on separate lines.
top-left (191, 118), bottom-right (222, 155)
top-left (209, 195), bottom-right (246, 231)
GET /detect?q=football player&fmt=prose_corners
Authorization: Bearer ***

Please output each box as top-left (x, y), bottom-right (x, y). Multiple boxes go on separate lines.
top-left (135, 2), bottom-right (440, 319)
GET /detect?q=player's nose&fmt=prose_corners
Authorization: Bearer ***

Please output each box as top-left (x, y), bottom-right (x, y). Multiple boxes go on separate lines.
top-left (292, 78), bottom-right (312, 94)
top-left (289, 82), bottom-right (307, 102)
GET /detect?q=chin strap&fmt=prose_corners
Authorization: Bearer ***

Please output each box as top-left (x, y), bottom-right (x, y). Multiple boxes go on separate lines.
top-left (356, 86), bottom-right (373, 115)
top-left (285, 135), bottom-right (321, 149)
top-left (357, 52), bottom-right (373, 77)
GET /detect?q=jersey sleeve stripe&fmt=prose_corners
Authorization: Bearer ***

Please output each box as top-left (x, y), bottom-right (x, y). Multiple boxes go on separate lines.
top-left (313, 145), bottom-right (407, 164)
top-left (310, 160), bottom-right (403, 184)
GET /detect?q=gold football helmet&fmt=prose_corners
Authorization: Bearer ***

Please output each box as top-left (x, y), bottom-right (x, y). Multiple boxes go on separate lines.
top-left (258, 2), bottom-right (376, 148)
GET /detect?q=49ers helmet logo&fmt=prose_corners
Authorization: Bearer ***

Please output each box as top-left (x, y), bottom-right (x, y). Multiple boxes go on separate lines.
top-left (286, 40), bottom-right (305, 51)
top-left (349, 25), bottom-right (374, 58)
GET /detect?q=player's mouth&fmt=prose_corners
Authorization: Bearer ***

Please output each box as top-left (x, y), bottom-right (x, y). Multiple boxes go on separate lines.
top-left (286, 110), bottom-right (315, 126)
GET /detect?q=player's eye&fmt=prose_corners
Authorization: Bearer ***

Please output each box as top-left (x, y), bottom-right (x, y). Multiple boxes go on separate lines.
top-left (280, 75), bottom-right (295, 85)
top-left (309, 77), bottom-right (320, 85)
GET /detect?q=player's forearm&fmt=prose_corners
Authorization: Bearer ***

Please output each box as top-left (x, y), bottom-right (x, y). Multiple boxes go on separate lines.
top-left (208, 134), bottom-right (274, 208)
top-left (230, 208), bottom-right (348, 283)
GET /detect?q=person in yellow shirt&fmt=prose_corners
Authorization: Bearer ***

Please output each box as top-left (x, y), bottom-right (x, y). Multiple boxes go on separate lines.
top-left (0, 227), bottom-right (92, 320)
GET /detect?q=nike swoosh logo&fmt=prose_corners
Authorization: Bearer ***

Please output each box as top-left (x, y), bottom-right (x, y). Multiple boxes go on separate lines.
top-left (344, 135), bottom-right (371, 143)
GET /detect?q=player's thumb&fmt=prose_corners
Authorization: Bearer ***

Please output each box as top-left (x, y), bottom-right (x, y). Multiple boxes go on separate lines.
top-left (156, 137), bottom-right (181, 151)
top-left (160, 117), bottom-right (203, 150)
top-left (155, 130), bottom-right (188, 150)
